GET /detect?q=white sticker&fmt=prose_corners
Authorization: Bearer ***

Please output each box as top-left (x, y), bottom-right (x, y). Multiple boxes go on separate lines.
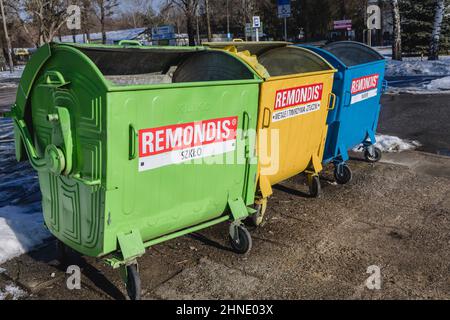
top-left (138, 116), bottom-right (238, 172)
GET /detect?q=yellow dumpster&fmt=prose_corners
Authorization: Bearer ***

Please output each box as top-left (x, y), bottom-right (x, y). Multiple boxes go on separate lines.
top-left (205, 42), bottom-right (336, 224)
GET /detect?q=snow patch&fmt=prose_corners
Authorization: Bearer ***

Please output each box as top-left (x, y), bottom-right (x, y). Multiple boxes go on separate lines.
top-left (354, 135), bottom-right (421, 153)
top-left (426, 76), bottom-right (450, 91)
top-left (0, 284), bottom-right (27, 300)
top-left (0, 66), bottom-right (24, 80)
top-left (0, 118), bottom-right (51, 264)
top-left (386, 56), bottom-right (450, 77)
top-left (0, 206), bottom-right (51, 264)
top-left (385, 56), bottom-right (450, 94)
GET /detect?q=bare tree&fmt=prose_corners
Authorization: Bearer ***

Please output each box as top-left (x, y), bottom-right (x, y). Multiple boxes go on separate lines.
top-left (0, 0), bottom-right (13, 71)
top-left (93, 0), bottom-right (119, 44)
top-left (16, 0), bottom-right (69, 46)
top-left (205, 0), bottom-right (211, 42)
top-left (391, 0), bottom-right (402, 60)
top-left (429, 0), bottom-right (446, 60)
top-left (81, 0), bottom-right (93, 43)
top-left (167, 0), bottom-right (200, 46)
top-left (121, 0), bottom-right (155, 28)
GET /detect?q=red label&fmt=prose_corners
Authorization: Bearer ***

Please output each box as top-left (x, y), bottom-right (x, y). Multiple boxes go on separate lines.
top-left (139, 117), bottom-right (238, 158)
top-left (274, 83), bottom-right (324, 110)
top-left (351, 74), bottom-right (380, 94)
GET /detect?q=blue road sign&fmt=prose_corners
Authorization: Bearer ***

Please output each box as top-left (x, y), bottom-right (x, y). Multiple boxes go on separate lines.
top-left (277, 0), bottom-right (291, 18)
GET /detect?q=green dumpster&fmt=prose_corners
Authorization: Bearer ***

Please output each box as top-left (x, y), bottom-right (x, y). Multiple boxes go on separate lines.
top-left (8, 42), bottom-right (262, 299)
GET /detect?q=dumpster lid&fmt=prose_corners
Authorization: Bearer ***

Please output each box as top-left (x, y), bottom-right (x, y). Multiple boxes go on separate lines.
top-left (258, 46), bottom-right (334, 77)
top-left (64, 43), bottom-right (260, 85)
top-left (204, 41), bottom-right (290, 56)
top-left (204, 42), bottom-right (334, 78)
top-left (323, 41), bottom-right (384, 67)
top-left (74, 45), bottom-right (207, 75)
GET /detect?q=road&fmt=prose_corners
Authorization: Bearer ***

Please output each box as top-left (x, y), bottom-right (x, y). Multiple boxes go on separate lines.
top-left (380, 94), bottom-right (450, 156)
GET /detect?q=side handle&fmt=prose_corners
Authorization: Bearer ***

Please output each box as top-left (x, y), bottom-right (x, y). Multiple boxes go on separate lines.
top-left (129, 124), bottom-right (138, 160)
top-left (328, 93), bottom-right (337, 110)
top-left (262, 108), bottom-right (272, 129)
top-left (44, 71), bottom-right (70, 87)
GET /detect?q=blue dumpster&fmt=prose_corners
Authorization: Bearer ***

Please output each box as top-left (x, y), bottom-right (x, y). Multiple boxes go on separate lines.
top-left (299, 41), bottom-right (387, 184)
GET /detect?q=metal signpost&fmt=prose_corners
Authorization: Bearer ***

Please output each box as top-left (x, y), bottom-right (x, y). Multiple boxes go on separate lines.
top-left (253, 16), bottom-right (261, 42)
top-left (277, 0), bottom-right (291, 41)
top-left (246, 23), bottom-right (263, 42)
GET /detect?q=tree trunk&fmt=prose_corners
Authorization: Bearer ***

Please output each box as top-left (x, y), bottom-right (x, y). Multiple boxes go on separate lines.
top-left (187, 14), bottom-right (196, 46)
top-left (101, 4), bottom-right (106, 44)
top-left (82, 0), bottom-right (91, 43)
top-left (429, 0), bottom-right (445, 60)
top-left (205, 0), bottom-right (212, 42)
top-left (0, 0), bottom-right (14, 72)
top-left (391, 0), bottom-right (402, 61)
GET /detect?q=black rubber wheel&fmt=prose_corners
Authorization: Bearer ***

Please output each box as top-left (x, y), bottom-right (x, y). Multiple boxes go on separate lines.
top-left (309, 175), bottom-right (321, 198)
top-left (364, 147), bottom-right (382, 163)
top-left (126, 264), bottom-right (141, 300)
top-left (229, 225), bottom-right (252, 254)
top-left (334, 164), bottom-right (352, 185)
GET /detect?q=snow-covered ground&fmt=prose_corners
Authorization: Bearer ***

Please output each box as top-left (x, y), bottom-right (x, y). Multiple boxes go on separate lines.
top-left (0, 206), bottom-right (50, 265)
top-left (0, 66), bottom-right (24, 80)
top-left (425, 76), bottom-right (450, 91)
top-left (354, 134), bottom-right (421, 153)
top-left (375, 47), bottom-right (450, 94)
top-left (386, 56), bottom-right (450, 77)
top-left (0, 118), bottom-right (50, 265)
top-left (0, 66), bottom-right (24, 89)
top-left (0, 284), bottom-right (27, 300)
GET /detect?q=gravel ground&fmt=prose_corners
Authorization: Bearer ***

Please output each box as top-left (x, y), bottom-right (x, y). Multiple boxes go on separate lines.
top-left (0, 151), bottom-right (449, 300)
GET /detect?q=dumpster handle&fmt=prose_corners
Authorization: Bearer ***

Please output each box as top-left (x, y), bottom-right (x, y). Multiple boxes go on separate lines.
top-left (328, 93), bottom-right (337, 110)
top-left (118, 40), bottom-right (142, 47)
top-left (12, 106), bottom-right (74, 175)
top-left (262, 108), bottom-right (272, 129)
top-left (45, 71), bottom-right (69, 86)
top-left (129, 124), bottom-right (137, 160)
top-left (13, 117), bottom-right (47, 171)
top-left (11, 106), bottom-right (101, 186)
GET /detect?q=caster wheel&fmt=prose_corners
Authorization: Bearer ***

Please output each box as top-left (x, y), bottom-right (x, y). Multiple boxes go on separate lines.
top-left (334, 164), bottom-right (352, 185)
top-left (364, 147), bottom-right (382, 163)
top-left (309, 175), bottom-right (321, 198)
top-left (229, 225), bottom-right (252, 254)
top-left (126, 264), bottom-right (141, 300)
top-left (250, 199), bottom-right (267, 227)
